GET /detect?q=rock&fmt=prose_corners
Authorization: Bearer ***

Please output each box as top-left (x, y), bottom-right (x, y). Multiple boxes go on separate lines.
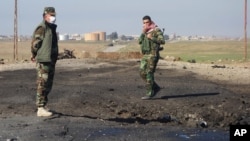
top-left (157, 113), bottom-right (172, 123)
top-left (197, 120), bottom-right (208, 128)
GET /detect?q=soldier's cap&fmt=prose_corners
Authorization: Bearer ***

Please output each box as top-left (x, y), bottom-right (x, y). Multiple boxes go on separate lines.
top-left (44, 7), bottom-right (56, 15)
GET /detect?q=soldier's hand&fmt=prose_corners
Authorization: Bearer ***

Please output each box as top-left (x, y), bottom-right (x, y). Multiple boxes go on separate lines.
top-left (31, 55), bottom-right (36, 62)
top-left (147, 33), bottom-right (152, 39)
top-left (142, 25), bottom-right (148, 33)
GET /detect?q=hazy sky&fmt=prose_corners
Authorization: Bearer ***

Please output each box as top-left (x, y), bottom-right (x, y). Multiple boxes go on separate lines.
top-left (0, 0), bottom-right (249, 37)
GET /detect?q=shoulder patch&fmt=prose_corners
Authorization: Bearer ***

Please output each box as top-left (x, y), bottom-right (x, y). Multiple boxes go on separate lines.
top-left (35, 26), bottom-right (45, 35)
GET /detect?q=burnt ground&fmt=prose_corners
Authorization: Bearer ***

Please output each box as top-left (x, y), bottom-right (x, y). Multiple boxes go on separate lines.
top-left (0, 59), bottom-right (249, 141)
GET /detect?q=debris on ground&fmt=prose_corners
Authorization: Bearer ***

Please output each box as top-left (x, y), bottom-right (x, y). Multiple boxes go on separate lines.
top-left (58, 49), bottom-right (76, 60)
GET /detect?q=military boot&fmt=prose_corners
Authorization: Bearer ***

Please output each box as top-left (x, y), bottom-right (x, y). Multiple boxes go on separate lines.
top-left (141, 82), bottom-right (161, 100)
top-left (37, 107), bottom-right (53, 117)
top-left (154, 82), bottom-right (161, 94)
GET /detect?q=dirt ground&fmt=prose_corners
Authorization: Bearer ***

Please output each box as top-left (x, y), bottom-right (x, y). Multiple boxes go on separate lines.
top-left (0, 56), bottom-right (250, 140)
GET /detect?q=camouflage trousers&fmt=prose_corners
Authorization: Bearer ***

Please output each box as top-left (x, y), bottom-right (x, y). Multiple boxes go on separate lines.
top-left (36, 62), bottom-right (56, 107)
top-left (139, 54), bottom-right (159, 96)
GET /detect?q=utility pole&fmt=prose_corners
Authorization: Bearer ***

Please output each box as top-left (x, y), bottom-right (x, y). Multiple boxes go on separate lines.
top-left (14, 0), bottom-right (18, 61)
top-left (244, 0), bottom-right (248, 60)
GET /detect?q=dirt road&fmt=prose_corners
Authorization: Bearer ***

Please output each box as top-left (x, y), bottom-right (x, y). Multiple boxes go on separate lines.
top-left (0, 59), bottom-right (249, 140)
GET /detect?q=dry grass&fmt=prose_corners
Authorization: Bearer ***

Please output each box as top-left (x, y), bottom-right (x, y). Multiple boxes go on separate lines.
top-left (95, 52), bottom-right (141, 60)
top-left (0, 40), bottom-right (141, 63)
top-left (0, 41), bottom-right (31, 62)
top-left (0, 40), bottom-right (107, 63)
top-left (1, 40), bottom-right (249, 64)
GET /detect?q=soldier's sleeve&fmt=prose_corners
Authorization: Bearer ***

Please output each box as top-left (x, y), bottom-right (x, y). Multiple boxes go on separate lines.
top-left (138, 33), bottom-right (145, 44)
top-left (150, 28), bottom-right (165, 45)
top-left (31, 26), bottom-right (45, 57)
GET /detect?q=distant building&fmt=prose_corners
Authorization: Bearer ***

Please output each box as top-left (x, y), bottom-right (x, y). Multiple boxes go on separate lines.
top-left (119, 35), bottom-right (134, 41)
top-left (59, 34), bottom-right (69, 41)
top-left (84, 31), bottom-right (106, 41)
top-left (69, 34), bottom-right (82, 40)
top-left (169, 33), bottom-right (176, 40)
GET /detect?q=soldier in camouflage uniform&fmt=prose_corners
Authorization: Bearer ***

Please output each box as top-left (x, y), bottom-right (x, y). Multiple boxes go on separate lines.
top-left (138, 15), bottom-right (165, 100)
top-left (31, 7), bottom-right (58, 116)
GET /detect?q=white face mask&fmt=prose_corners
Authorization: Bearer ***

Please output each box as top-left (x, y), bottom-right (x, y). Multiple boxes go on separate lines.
top-left (48, 16), bottom-right (56, 24)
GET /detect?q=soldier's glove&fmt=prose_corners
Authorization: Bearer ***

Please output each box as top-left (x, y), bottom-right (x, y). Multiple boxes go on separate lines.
top-left (159, 47), bottom-right (164, 51)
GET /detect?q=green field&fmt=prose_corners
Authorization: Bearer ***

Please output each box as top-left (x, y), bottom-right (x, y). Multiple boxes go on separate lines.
top-left (120, 40), bottom-right (250, 63)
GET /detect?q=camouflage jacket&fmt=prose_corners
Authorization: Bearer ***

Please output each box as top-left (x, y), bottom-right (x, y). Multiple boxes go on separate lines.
top-left (138, 27), bottom-right (165, 56)
top-left (31, 20), bottom-right (58, 63)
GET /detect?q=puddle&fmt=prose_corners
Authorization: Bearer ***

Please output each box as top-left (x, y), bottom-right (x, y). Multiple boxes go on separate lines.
top-left (174, 129), bottom-right (229, 141)
top-left (84, 127), bottom-right (229, 141)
